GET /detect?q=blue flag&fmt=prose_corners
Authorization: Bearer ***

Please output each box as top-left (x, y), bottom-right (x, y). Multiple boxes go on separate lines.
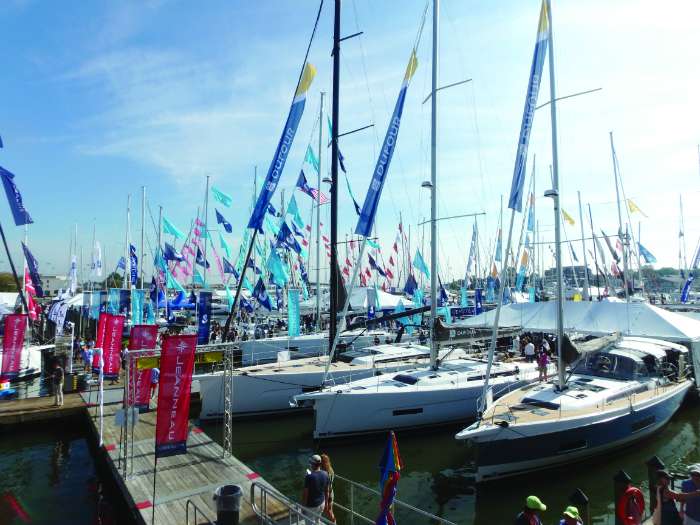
top-left (215, 209), bottom-right (232, 234)
top-left (248, 63), bottom-right (316, 231)
top-left (117, 256), bottom-right (126, 270)
top-left (163, 242), bottom-right (184, 262)
top-left (403, 274), bottom-right (418, 296)
top-left (0, 166), bottom-right (32, 226)
top-left (638, 242), bottom-right (657, 264)
top-left (129, 244), bottom-right (138, 285)
top-left (197, 291), bottom-right (212, 344)
top-left (356, 51), bottom-right (417, 237)
top-left (276, 221), bottom-right (304, 255)
top-left (682, 274), bottom-right (694, 303)
top-left (253, 278), bottom-right (273, 310)
top-left (22, 242), bottom-right (43, 297)
top-left (507, 1), bottom-right (549, 212)
top-left (368, 254), bottom-right (386, 277)
top-left (196, 247), bottom-right (210, 269)
top-left (222, 257), bottom-right (237, 275)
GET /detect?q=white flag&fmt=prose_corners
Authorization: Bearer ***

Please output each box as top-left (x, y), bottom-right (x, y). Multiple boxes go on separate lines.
top-left (69, 255), bottom-right (78, 295)
top-left (92, 241), bottom-right (103, 278)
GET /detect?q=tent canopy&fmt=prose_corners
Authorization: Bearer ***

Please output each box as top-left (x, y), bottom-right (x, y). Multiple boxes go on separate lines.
top-left (458, 301), bottom-right (700, 343)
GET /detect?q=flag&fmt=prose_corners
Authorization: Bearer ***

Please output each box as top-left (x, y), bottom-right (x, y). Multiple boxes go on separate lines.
top-left (413, 249), bottom-right (430, 279)
top-left (681, 274), bottom-right (694, 303)
top-left (296, 170), bottom-right (329, 204)
top-left (304, 145), bottom-right (319, 173)
top-left (368, 254), bottom-right (386, 277)
top-left (367, 239), bottom-right (380, 250)
top-left (222, 257), bottom-right (237, 275)
top-left (276, 221), bottom-right (304, 255)
top-left (24, 269), bottom-right (40, 321)
top-left (162, 216), bottom-right (185, 239)
top-left (286, 194), bottom-right (305, 230)
top-left (438, 277), bottom-right (449, 306)
top-left (69, 255), bottom-right (78, 295)
top-left (267, 250), bottom-right (289, 287)
top-left (568, 242), bottom-right (578, 263)
top-left (129, 244), bottom-right (138, 285)
top-left (163, 242), bottom-right (184, 262)
top-left (627, 199), bottom-right (647, 217)
top-left (253, 278), bottom-right (273, 310)
top-left (219, 231), bottom-right (231, 258)
top-left (215, 209), bottom-right (232, 233)
top-left (91, 240), bottom-right (103, 278)
top-left (527, 194), bottom-right (535, 231)
top-left (376, 431), bottom-right (403, 525)
top-left (507, 0), bottom-right (549, 212)
top-left (116, 256), bottom-right (126, 270)
top-left (494, 228), bottom-right (502, 262)
top-left (345, 173), bottom-right (361, 215)
top-left (403, 274), bottom-right (418, 296)
top-left (212, 186), bottom-right (233, 208)
top-left (601, 230), bottom-right (620, 262)
top-left (245, 259), bottom-right (262, 275)
top-left (0, 166), bottom-right (32, 225)
top-left (356, 50), bottom-right (418, 237)
top-left (248, 62), bottom-right (316, 231)
top-left (562, 209), bottom-right (575, 226)
top-left (638, 242), bottom-right (657, 264)
top-left (195, 248), bottom-right (210, 269)
top-left (1, 314), bottom-right (27, 379)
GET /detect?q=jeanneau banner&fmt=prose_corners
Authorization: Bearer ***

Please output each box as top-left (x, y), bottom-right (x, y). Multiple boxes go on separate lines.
top-left (92, 312), bottom-right (109, 373)
top-left (103, 314), bottom-right (125, 380)
top-left (128, 325), bottom-right (158, 411)
top-left (507, 0), bottom-right (549, 213)
top-left (1, 314), bottom-right (27, 379)
top-left (356, 51), bottom-right (417, 237)
top-left (248, 63), bottom-right (316, 232)
top-left (155, 334), bottom-right (196, 458)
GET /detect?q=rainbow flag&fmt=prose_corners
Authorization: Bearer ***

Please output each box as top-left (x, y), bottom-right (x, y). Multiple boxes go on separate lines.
top-left (376, 431), bottom-right (403, 525)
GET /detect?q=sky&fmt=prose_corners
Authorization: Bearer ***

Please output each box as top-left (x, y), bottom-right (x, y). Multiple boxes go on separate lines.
top-left (1, 0), bottom-right (699, 284)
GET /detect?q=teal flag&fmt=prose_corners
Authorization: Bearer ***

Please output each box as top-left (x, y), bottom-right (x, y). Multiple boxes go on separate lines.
top-left (255, 240), bottom-right (264, 258)
top-left (439, 306), bottom-right (452, 324)
top-left (392, 300), bottom-right (413, 335)
top-left (412, 289), bottom-right (423, 327)
top-left (193, 269), bottom-right (206, 286)
top-left (243, 276), bottom-right (254, 293)
top-left (145, 301), bottom-right (155, 324)
top-left (305, 145), bottom-right (319, 173)
top-left (460, 286), bottom-right (468, 307)
top-left (108, 288), bottom-right (120, 314)
top-left (267, 250), bottom-right (289, 287)
top-left (287, 288), bottom-right (300, 337)
top-left (367, 239), bottom-right (380, 250)
top-left (413, 249), bottom-right (430, 279)
top-left (219, 231), bottom-right (231, 258)
top-left (212, 186), bottom-right (233, 207)
top-left (528, 286), bottom-right (536, 303)
top-left (163, 217), bottom-right (185, 239)
top-left (225, 285), bottom-right (234, 310)
top-left (301, 280), bottom-right (309, 300)
top-left (264, 215), bottom-right (281, 237)
top-left (287, 195), bottom-right (305, 230)
top-left (131, 289), bottom-right (145, 325)
top-left (166, 269), bottom-right (186, 293)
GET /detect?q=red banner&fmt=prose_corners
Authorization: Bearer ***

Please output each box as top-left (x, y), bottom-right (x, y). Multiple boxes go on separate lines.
top-left (102, 314), bottom-right (125, 379)
top-left (1, 314), bottom-right (27, 380)
top-left (92, 312), bottom-right (109, 373)
top-left (128, 325), bottom-right (158, 411)
top-left (155, 334), bottom-right (196, 458)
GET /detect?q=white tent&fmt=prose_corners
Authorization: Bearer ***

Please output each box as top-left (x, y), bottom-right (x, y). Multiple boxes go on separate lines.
top-left (299, 287), bottom-right (408, 314)
top-left (0, 292), bottom-right (19, 310)
top-left (459, 301), bottom-right (700, 343)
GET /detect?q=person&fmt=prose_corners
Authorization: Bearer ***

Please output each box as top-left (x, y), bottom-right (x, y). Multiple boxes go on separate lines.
top-left (681, 465), bottom-right (700, 525)
top-left (654, 470), bottom-right (700, 525)
top-left (560, 506), bottom-right (582, 525)
top-left (52, 361), bottom-right (65, 407)
top-left (524, 339), bottom-right (536, 363)
top-left (150, 367), bottom-right (160, 399)
top-left (302, 454), bottom-right (329, 524)
top-left (537, 350), bottom-right (549, 382)
top-left (511, 335), bottom-right (520, 358)
top-left (542, 337), bottom-right (551, 354)
top-left (320, 454), bottom-right (336, 522)
top-left (515, 495), bottom-right (546, 525)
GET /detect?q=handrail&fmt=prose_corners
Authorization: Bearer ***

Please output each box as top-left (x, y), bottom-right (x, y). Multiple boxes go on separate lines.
top-left (250, 482), bottom-right (336, 525)
top-left (185, 499), bottom-right (215, 525)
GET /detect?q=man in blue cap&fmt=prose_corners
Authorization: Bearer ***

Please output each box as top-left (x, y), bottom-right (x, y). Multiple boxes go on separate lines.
top-left (515, 495), bottom-right (546, 525)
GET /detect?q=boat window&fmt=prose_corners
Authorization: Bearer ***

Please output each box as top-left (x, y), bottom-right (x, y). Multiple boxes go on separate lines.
top-left (576, 352), bottom-right (639, 380)
top-left (393, 374), bottom-right (419, 385)
top-left (521, 398), bottom-right (560, 410)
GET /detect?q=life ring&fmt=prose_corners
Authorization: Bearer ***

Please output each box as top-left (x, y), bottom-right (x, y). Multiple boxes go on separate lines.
top-left (616, 486), bottom-right (645, 525)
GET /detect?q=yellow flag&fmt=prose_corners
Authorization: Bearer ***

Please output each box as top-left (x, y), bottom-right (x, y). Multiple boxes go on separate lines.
top-left (491, 262), bottom-right (498, 278)
top-left (627, 199), bottom-right (647, 217)
top-left (562, 209), bottom-right (575, 225)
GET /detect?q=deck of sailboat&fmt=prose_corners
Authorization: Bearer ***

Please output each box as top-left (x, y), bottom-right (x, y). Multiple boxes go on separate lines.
top-left (483, 377), bottom-right (689, 426)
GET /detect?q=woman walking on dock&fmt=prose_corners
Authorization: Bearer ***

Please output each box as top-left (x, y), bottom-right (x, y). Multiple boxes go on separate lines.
top-left (320, 454), bottom-right (336, 523)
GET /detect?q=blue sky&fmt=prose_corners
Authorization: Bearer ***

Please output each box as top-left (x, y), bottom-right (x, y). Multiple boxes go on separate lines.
top-left (1, 0), bottom-right (699, 283)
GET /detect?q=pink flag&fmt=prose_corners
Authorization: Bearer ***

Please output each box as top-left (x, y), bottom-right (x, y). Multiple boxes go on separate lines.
top-left (92, 312), bottom-right (109, 372)
top-left (155, 334), bottom-right (196, 458)
top-left (1, 314), bottom-right (27, 379)
top-left (128, 325), bottom-right (158, 411)
top-left (103, 314), bottom-right (126, 379)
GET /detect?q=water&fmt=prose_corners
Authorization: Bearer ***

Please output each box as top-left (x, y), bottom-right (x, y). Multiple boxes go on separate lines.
top-left (0, 423), bottom-right (119, 525)
top-left (202, 398), bottom-right (700, 525)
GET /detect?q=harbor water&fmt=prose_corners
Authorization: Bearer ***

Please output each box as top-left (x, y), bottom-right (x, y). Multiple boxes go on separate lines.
top-left (203, 397), bottom-right (700, 525)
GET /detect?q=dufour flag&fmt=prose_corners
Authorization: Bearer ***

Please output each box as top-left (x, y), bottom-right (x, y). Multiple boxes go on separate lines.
top-left (162, 216), bottom-right (185, 239)
top-left (215, 209), bottom-right (232, 233)
top-left (197, 291), bottom-right (212, 345)
top-left (638, 242), bottom-right (657, 264)
top-left (1, 314), bottom-right (27, 379)
top-left (155, 334), bottom-right (197, 458)
top-left (0, 166), bottom-right (32, 226)
top-left (103, 314), bottom-right (125, 380)
top-left (129, 244), bottom-right (138, 285)
top-left (21, 242), bottom-right (43, 297)
top-left (219, 231), bottom-right (231, 258)
top-left (356, 51), bottom-right (418, 237)
top-left (253, 278), bottom-right (273, 311)
top-left (248, 63), bottom-right (316, 231)
top-left (507, 0), bottom-right (549, 212)
top-left (212, 186), bottom-right (233, 208)
top-left (682, 274), bottom-right (694, 303)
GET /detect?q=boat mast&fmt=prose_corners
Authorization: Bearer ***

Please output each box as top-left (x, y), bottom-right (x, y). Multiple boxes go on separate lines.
top-left (203, 175), bottom-right (210, 287)
top-left (545, 0), bottom-right (565, 391)
top-left (429, 0), bottom-right (439, 370)
top-left (140, 186), bottom-right (146, 290)
top-left (609, 131), bottom-right (629, 304)
top-left (328, 0), bottom-right (340, 351)
top-left (125, 194), bottom-right (131, 291)
top-left (577, 191), bottom-right (590, 300)
top-left (316, 92), bottom-right (324, 330)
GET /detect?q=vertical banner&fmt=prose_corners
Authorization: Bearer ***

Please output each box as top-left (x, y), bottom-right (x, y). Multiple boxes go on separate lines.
top-left (108, 288), bottom-right (120, 314)
top-left (128, 325), bottom-right (158, 411)
top-left (287, 288), bottom-right (300, 337)
top-left (155, 334), bottom-right (197, 458)
top-left (99, 290), bottom-right (108, 313)
top-left (1, 314), bottom-right (27, 379)
top-left (474, 288), bottom-right (484, 315)
top-left (118, 289), bottom-right (130, 316)
top-left (103, 314), bottom-right (125, 380)
top-left (131, 289), bottom-right (145, 325)
top-left (92, 312), bottom-right (110, 373)
top-left (90, 291), bottom-right (101, 319)
top-left (197, 291), bottom-right (212, 345)
top-left (82, 292), bottom-right (91, 318)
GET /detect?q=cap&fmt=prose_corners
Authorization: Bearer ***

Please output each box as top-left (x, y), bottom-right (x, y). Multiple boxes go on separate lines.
top-left (309, 454), bottom-right (322, 465)
top-left (657, 469), bottom-right (672, 480)
top-left (563, 506), bottom-right (580, 519)
top-left (526, 495), bottom-right (546, 511)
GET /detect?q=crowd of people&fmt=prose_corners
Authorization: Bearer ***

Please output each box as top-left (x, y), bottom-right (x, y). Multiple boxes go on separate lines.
top-left (511, 333), bottom-right (555, 382)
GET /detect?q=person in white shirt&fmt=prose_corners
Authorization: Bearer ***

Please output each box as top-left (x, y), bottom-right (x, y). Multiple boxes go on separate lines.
top-left (524, 340), bottom-right (536, 363)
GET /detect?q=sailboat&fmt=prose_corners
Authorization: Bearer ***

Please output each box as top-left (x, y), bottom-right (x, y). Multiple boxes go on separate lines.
top-left (293, 0), bottom-right (549, 439)
top-left (455, 0), bottom-right (694, 482)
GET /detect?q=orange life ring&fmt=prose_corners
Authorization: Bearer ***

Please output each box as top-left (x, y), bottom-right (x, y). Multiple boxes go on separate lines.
top-left (616, 486), bottom-right (645, 525)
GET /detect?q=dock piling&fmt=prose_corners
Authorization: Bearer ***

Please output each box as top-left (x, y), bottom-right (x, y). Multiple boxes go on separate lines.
top-left (646, 455), bottom-right (665, 514)
top-left (613, 470), bottom-right (632, 525)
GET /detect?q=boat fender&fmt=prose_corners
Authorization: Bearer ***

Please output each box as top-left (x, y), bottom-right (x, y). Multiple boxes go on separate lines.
top-left (495, 420), bottom-right (509, 428)
top-left (616, 486), bottom-right (645, 525)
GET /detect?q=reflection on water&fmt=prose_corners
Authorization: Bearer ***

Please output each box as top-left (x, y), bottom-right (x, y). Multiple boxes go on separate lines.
top-left (202, 398), bottom-right (700, 525)
top-left (0, 424), bottom-right (117, 525)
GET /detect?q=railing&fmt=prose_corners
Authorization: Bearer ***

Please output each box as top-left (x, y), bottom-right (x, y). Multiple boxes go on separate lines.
top-left (185, 499), bottom-right (215, 525)
top-left (250, 482), bottom-right (336, 525)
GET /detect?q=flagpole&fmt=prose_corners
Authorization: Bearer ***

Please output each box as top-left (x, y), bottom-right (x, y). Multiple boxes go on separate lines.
top-left (316, 92), bottom-right (324, 331)
top-left (577, 191), bottom-right (590, 300)
top-left (428, 0), bottom-right (439, 370)
top-left (158, 206), bottom-right (166, 321)
top-left (141, 186), bottom-right (146, 290)
top-left (609, 131), bottom-right (629, 304)
top-left (203, 175), bottom-right (210, 287)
